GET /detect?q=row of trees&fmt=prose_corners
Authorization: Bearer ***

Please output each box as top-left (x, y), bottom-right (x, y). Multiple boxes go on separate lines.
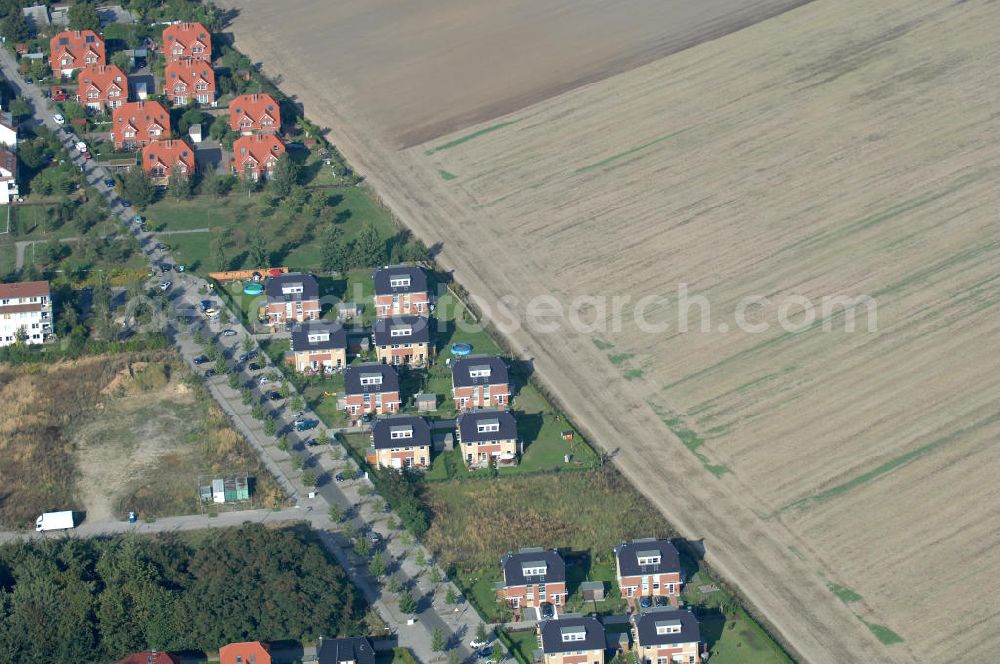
top-left (0, 524), bottom-right (367, 662)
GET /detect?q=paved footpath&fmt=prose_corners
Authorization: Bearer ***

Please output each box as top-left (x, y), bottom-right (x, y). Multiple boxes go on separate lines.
top-left (0, 45), bottom-right (490, 664)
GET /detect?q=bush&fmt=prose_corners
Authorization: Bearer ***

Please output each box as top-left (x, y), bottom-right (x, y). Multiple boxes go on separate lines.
top-left (397, 590), bottom-right (417, 615)
top-left (370, 469), bottom-right (430, 537)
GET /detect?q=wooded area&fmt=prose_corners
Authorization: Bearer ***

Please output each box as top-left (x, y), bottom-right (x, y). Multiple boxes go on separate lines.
top-left (0, 524), bottom-right (366, 662)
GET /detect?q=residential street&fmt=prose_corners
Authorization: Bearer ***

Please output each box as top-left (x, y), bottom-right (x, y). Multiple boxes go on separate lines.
top-left (0, 47), bottom-right (489, 663)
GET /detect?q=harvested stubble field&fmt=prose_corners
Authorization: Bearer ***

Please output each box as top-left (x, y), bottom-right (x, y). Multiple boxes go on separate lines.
top-left (223, 0), bottom-right (1000, 661)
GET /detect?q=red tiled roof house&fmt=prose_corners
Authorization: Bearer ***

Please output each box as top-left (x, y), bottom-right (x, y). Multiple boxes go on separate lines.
top-left (219, 641), bottom-right (271, 664)
top-left (341, 363), bottom-right (402, 421)
top-left (77, 64), bottom-right (128, 111)
top-left (112, 101), bottom-right (171, 150)
top-left (229, 93), bottom-right (281, 134)
top-left (162, 22), bottom-right (212, 62)
top-left (142, 139), bottom-right (196, 186)
top-left (451, 356), bottom-right (511, 410)
top-left (614, 539), bottom-right (683, 605)
top-left (264, 272), bottom-right (321, 324)
top-left (372, 265), bottom-right (430, 317)
top-left (164, 60), bottom-right (216, 106)
top-left (497, 548), bottom-right (568, 616)
top-left (50, 30), bottom-right (105, 76)
top-left (232, 134), bottom-right (285, 182)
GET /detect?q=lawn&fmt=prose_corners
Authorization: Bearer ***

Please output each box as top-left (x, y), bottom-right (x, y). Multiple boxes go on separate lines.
top-left (145, 183), bottom-right (398, 277)
top-left (498, 628), bottom-right (538, 664)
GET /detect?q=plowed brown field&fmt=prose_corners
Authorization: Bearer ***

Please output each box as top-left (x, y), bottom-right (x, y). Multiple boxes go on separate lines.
top-left (220, 0), bottom-right (1000, 661)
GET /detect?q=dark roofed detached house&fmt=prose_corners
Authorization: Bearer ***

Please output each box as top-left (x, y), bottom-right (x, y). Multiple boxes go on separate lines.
top-left (342, 363), bottom-right (402, 420)
top-left (117, 652), bottom-right (180, 664)
top-left (451, 355), bottom-right (511, 410)
top-left (631, 607), bottom-right (702, 664)
top-left (265, 272), bottom-right (320, 324)
top-left (290, 320), bottom-right (347, 373)
top-left (614, 539), bottom-right (682, 605)
top-left (498, 548), bottom-right (568, 616)
top-left (456, 408), bottom-right (520, 469)
top-left (538, 615), bottom-right (606, 664)
top-left (316, 636), bottom-right (376, 664)
top-left (367, 415), bottom-right (431, 470)
top-left (372, 265), bottom-right (431, 317)
top-left (372, 315), bottom-right (431, 367)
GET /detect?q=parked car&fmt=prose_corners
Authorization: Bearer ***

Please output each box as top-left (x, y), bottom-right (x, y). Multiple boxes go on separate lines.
top-left (247, 361), bottom-right (261, 371)
top-left (52, 93), bottom-right (66, 102)
top-left (540, 603), bottom-right (555, 620)
top-left (53, 113), bottom-right (65, 125)
top-left (204, 369), bottom-right (216, 378)
top-left (334, 473), bottom-right (346, 482)
top-left (221, 329), bottom-right (237, 337)
top-left (368, 531), bottom-right (382, 544)
top-left (238, 351), bottom-right (257, 362)
top-left (257, 375), bottom-right (270, 385)
top-left (24, 77), bottom-right (33, 84)
top-left (639, 596), bottom-right (653, 609)
top-left (81, 151), bottom-right (91, 160)
top-left (133, 215), bottom-right (143, 225)
top-left (160, 264), bottom-right (173, 273)
top-left (104, 178), bottom-right (115, 188)
top-left (74, 141), bottom-right (87, 153)
top-left (159, 281), bottom-right (171, 291)
top-left (154, 242), bottom-right (168, 251)
top-left (193, 355), bottom-right (209, 365)
top-left (267, 391), bottom-right (282, 401)
top-left (204, 308), bottom-right (220, 318)
top-left (199, 299), bottom-right (213, 312)
top-left (470, 639), bottom-right (492, 650)
top-left (175, 264), bottom-right (185, 272)
top-left (653, 596), bottom-right (668, 607)
top-left (120, 199), bottom-right (131, 208)
top-left (293, 418), bottom-right (315, 432)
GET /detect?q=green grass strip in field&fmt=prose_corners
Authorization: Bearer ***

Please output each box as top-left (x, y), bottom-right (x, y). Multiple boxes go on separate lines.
top-left (426, 120), bottom-right (520, 154)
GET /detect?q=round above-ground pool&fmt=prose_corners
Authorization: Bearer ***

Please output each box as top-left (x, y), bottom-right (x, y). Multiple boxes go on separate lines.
top-left (243, 282), bottom-right (264, 295)
top-left (451, 342), bottom-right (473, 356)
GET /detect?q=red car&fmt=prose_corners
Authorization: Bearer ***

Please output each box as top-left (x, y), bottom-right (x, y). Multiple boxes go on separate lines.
top-left (81, 152), bottom-right (91, 160)
top-left (51, 93), bottom-right (66, 102)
